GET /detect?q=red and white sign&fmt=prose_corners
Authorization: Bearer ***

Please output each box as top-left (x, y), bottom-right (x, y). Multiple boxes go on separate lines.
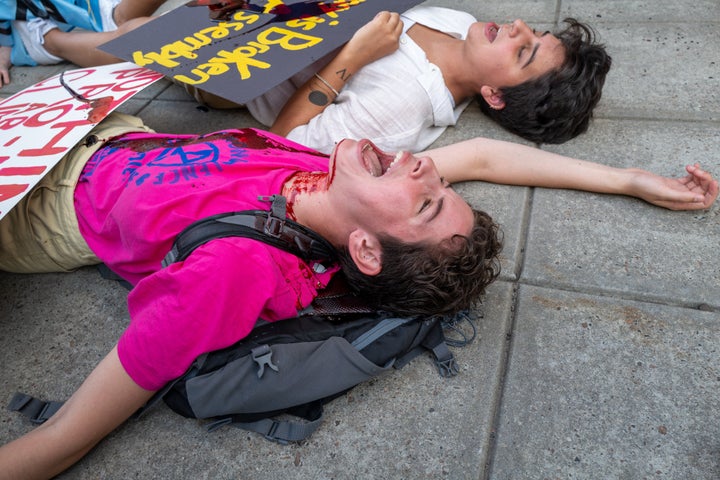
top-left (0, 62), bottom-right (163, 219)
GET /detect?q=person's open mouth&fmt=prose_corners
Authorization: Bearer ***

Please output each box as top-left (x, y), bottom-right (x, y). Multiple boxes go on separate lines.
top-left (360, 141), bottom-right (405, 177)
top-left (485, 22), bottom-right (499, 42)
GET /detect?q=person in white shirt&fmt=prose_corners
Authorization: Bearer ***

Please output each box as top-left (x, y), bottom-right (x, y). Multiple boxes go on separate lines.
top-left (266, 6), bottom-right (611, 152)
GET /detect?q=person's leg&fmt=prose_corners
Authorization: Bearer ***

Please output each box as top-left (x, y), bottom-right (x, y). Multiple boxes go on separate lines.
top-left (0, 113), bottom-right (155, 273)
top-left (0, 145), bottom-right (100, 273)
top-left (43, 16), bottom-right (153, 66)
top-left (112, 0), bottom-right (168, 26)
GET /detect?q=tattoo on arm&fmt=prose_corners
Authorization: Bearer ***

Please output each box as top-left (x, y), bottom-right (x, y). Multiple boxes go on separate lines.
top-left (336, 68), bottom-right (351, 81)
top-left (308, 77), bottom-right (333, 106)
top-left (308, 89), bottom-right (330, 106)
top-left (306, 67), bottom-right (354, 107)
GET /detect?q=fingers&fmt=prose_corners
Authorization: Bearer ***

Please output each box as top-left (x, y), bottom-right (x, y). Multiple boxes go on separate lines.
top-left (373, 11), bottom-right (402, 30)
top-left (348, 11), bottom-right (402, 63)
top-left (0, 46), bottom-right (10, 88)
top-left (375, 11), bottom-right (398, 20)
top-left (686, 163), bottom-right (719, 203)
top-left (681, 163), bottom-right (719, 208)
top-left (686, 163), bottom-right (714, 185)
top-left (657, 192), bottom-right (710, 211)
top-left (703, 177), bottom-right (720, 208)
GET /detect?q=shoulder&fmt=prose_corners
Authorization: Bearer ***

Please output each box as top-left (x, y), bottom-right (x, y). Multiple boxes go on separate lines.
top-left (402, 6), bottom-right (476, 37)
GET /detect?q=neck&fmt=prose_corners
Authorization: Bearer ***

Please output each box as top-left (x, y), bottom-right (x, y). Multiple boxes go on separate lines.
top-left (281, 171), bottom-right (328, 221)
top-left (407, 24), bottom-right (479, 104)
top-left (281, 172), bottom-right (343, 246)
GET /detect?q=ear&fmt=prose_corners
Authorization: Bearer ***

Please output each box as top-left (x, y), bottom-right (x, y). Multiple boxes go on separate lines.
top-left (347, 229), bottom-right (382, 276)
top-left (480, 85), bottom-right (506, 110)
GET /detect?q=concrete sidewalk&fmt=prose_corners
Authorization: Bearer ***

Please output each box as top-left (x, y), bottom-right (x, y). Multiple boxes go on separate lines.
top-left (1, 1), bottom-right (718, 478)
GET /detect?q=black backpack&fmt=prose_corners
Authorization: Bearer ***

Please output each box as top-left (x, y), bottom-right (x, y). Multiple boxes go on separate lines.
top-left (9, 196), bottom-right (476, 444)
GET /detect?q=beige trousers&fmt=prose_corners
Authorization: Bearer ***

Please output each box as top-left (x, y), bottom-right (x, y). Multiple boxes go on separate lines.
top-left (0, 113), bottom-right (154, 273)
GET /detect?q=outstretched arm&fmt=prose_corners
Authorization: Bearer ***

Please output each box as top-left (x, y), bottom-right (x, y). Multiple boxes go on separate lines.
top-left (425, 137), bottom-right (718, 211)
top-left (0, 346), bottom-right (155, 480)
top-left (270, 11), bottom-right (403, 136)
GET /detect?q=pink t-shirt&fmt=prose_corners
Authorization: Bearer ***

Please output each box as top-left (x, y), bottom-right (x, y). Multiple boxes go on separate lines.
top-left (74, 129), bottom-right (337, 390)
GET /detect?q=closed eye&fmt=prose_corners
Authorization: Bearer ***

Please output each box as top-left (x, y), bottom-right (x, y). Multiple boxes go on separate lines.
top-left (522, 42), bottom-right (540, 68)
top-left (419, 199), bottom-right (431, 213)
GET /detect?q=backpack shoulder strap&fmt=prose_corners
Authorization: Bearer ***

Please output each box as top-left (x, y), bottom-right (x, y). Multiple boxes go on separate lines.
top-left (162, 195), bottom-right (337, 267)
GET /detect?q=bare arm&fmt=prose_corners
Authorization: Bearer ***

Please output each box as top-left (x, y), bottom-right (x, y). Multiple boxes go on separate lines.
top-left (425, 137), bottom-right (719, 211)
top-left (270, 11), bottom-right (403, 137)
top-left (0, 45), bottom-right (11, 88)
top-left (0, 346), bottom-right (155, 480)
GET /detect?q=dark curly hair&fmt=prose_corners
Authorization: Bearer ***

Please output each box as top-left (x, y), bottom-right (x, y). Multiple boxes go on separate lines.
top-left (337, 209), bottom-right (503, 316)
top-left (478, 18), bottom-right (612, 144)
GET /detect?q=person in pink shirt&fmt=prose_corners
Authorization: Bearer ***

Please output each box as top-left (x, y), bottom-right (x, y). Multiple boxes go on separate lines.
top-left (0, 112), bottom-right (716, 479)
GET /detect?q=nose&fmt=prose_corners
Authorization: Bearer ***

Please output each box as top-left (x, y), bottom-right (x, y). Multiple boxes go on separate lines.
top-left (508, 19), bottom-right (532, 39)
top-left (409, 155), bottom-right (435, 179)
top-left (410, 156), bottom-right (444, 189)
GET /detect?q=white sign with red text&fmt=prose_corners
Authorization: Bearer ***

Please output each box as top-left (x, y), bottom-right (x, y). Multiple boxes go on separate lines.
top-left (0, 62), bottom-right (164, 219)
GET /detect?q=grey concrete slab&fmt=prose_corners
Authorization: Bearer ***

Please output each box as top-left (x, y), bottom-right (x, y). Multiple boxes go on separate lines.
top-left (425, 0), bottom-right (559, 24)
top-left (0, 65), bottom-right (65, 96)
top-left (542, 117), bottom-right (720, 173)
top-left (525, 118), bottom-right (720, 307)
top-left (490, 285), bottom-right (720, 479)
top-left (561, 0), bottom-right (720, 23)
top-left (0, 272), bottom-right (515, 479)
top-left (525, 187), bottom-right (720, 307)
top-left (593, 22), bottom-right (720, 120)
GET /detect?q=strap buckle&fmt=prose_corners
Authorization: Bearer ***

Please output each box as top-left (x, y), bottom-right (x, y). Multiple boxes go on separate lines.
top-left (259, 194), bottom-right (287, 238)
top-left (251, 345), bottom-right (279, 378)
top-left (263, 214), bottom-right (285, 238)
top-left (263, 420), bottom-right (289, 445)
top-left (8, 393), bottom-right (63, 424)
top-left (435, 356), bottom-right (459, 377)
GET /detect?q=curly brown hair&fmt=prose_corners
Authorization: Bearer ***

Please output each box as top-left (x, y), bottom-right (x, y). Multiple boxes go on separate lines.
top-left (478, 18), bottom-right (612, 144)
top-left (338, 209), bottom-right (503, 316)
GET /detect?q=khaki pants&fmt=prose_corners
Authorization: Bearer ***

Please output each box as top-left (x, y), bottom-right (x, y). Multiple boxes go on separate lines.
top-left (0, 113), bottom-right (155, 273)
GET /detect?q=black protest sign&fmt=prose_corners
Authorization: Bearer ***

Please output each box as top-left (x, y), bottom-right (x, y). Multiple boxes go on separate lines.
top-left (99, 0), bottom-right (424, 105)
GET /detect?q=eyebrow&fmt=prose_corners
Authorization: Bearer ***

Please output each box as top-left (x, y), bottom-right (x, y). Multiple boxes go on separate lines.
top-left (428, 197), bottom-right (444, 223)
top-left (521, 31), bottom-right (549, 69)
top-left (522, 43), bottom-right (540, 69)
